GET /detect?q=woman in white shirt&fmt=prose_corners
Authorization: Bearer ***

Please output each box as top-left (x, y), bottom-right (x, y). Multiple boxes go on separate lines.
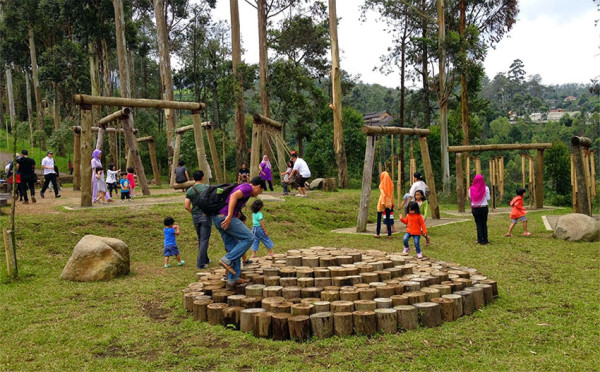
top-left (468, 174), bottom-right (491, 245)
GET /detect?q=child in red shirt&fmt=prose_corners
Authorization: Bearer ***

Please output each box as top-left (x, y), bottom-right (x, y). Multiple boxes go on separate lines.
top-left (506, 188), bottom-right (531, 237)
top-left (401, 201), bottom-right (429, 259)
top-left (126, 167), bottom-right (136, 198)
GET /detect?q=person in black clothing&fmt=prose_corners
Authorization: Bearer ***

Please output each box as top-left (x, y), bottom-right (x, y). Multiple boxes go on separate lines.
top-left (16, 149), bottom-right (37, 203)
top-left (237, 163), bottom-right (250, 184)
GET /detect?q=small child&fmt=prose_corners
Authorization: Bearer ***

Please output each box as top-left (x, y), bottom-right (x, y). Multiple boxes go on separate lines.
top-left (383, 204), bottom-right (396, 233)
top-left (250, 200), bottom-right (274, 258)
top-left (163, 217), bottom-right (185, 268)
top-left (400, 201), bottom-right (429, 259)
top-left (95, 167), bottom-right (107, 204)
top-left (106, 164), bottom-right (120, 198)
top-left (281, 160), bottom-right (293, 196)
top-left (400, 192), bottom-right (410, 216)
top-left (506, 188), bottom-right (532, 237)
top-left (414, 189), bottom-right (431, 246)
top-left (127, 167), bottom-right (136, 197)
top-left (119, 172), bottom-right (131, 202)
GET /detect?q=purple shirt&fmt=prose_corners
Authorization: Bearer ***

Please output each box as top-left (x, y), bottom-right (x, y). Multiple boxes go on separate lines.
top-left (259, 162), bottom-right (272, 181)
top-left (219, 183), bottom-right (253, 217)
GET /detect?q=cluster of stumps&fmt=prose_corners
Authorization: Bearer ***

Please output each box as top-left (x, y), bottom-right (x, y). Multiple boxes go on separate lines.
top-left (183, 247), bottom-right (498, 341)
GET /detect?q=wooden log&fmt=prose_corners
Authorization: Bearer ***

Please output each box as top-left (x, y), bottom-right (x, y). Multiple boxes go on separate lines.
top-left (354, 300), bottom-right (377, 311)
top-left (421, 287), bottom-right (441, 302)
top-left (254, 312), bottom-right (273, 338)
top-left (301, 256), bottom-right (319, 268)
top-left (374, 298), bottom-right (393, 309)
top-left (405, 291), bottom-right (426, 305)
top-left (272, 313), bottom-right (292, 341)
top-left (192, 114), bottom-right (210, 185)
top-left (336, 256), bottom-right (354, 265)
top-left (474, 283), bottom-right (494, 304)
top-left (453, 278), bottom-right (473, 287)
top-left (412, 277), bottom-right (430, 288)
top-left (146, 140), bottom-right (161, 185)
top-left (184, 292), bottom-right (200, 312)
top-left (205, 126), bottom-right (223, 183)
top-left (330, 301), bottom-right (354, 313)
top-left (479, 279), bottom-right (498, 297)
top-left (390, 295), bottom-right (409, 307)
top-left (314, 277), bottom-right (332, 288)
top-left (431, 297), bottom-right (454, 322)
top-left (454, 290), bottom-right (474, 315)
top-left (271, 301), bottom-right (293, 314)
top-left (241, 297), bottom-right (261, 309)
top-left (339, 290), bottom-right (360, 302)
top-left (419, 136), bottom-right (440, 219)
top-left (286, 255), bottom-right (303, 267)
top-left (263, 286), bottom-right (283, 297)
top-left (314, 268), bottom-right (331, 278)
top-left (465, 287), bottom-right (484, 310)
top-left (358, 288), bottom-right (377, 300)
top-left (321, 290), bottom-right (340, 302)
top-left (253, 113), bottom-right (283, 129)
top-left (72, 131), bottom-right (81, 190)
top-left (290, 303), bottom-right (314, 316)
top-left (262, 297), bottom-right (285, 312)
top-left (310, 312), bottom-right (334, 339)
top-left (193, 299), bottom-right (213, 322)
top-left (414, 302), bottom-right (442, 328)
top-left (333, 312), bottom-right (353, 337)
top-left (456, 152), bottom-right (466, 212)
top-left (282, 286), bottom-right (301, 300)
top-left (353, 311), bottom-right (377, 335)
top-left (313, 301), bottom-right (331, 313)
top-left (264, 276), bottom-right (280, 287)
top-left (240, 308), bottom-right (266, 332)
top-left (329, 266), bottom-right (346, 277)
top-left (207, 303), bottom-right (228, 326)
top-left (447, 143), bottom-right (552, 152)
top-left (362, 126), bottom-right (430, 136)
top-left (74, 94), bottom-right (204, 111)
top-left (80, 106), bottom-right (93, 206)
top-left (280, 277), bottom-right (298, 287)
top-left (222, 306), bottom-right (243, 329)
top-left (245, 284), bottom-right (265, 297)
top-left (535, 149), bottom-right (544, 209)
top-left (395, 305), bottom-right (418, 330)
top-left (212, 290), bottom-right (235, 304)
top-left (375, 285), bottom-right (395, 298)
top-left (360, 272), bottom-right (379, 283)
top-left (263, 267), bottom-right (280, 277)
top-left (572, 144), bottom-right (590, 216)
top-left (297, 278), bottom-right (315, 288)
top-left (320, 256), bottom-right (338, 267)
top-left (430, 284), bottom-right (451, 296)
top-left (401, 281), bottom-right (421, 292)
top-left (357, 135), bottom-right (376, 231)
top-left (375, 308), bottom-right (398, 334)
top-left (288, 315), bottom-right (311, 342)
top-left (98, 107), bottom-right (131, 126)
top-left (301, 287), bottom-right (323, 299)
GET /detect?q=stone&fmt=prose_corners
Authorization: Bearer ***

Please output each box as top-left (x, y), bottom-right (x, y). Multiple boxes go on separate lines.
top-left (309, 178), bottom-right (324, 190)
top-left (553, 213), bottom-right (600, 242)
top-left (61, 235), bottom-right (130, 281)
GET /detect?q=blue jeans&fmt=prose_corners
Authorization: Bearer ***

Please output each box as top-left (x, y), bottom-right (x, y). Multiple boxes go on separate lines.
top-left (403, 233), bottom-right (421, 254)
top-left (252, 226), bottom-right (274, 251)
top-left (212, 215), bottom-right (255, 284)
top-left (193, 214), bottom-right (212, 268)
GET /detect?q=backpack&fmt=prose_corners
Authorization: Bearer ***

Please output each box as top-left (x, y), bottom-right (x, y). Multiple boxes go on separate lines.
top-left (193, 183), bottom-right (239, 216)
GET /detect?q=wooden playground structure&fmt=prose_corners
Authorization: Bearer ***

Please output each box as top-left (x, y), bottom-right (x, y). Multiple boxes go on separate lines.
top-left (357, 126), bottom-right (440, 233)
top-left (250, 114), bottom-right (290, 177)
top-left (571, 136), bottom-right (596, 216)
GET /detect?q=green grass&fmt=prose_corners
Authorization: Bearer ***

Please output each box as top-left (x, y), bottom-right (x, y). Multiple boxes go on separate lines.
top-left (0, 129), bottom-right (70, 172)
top-left (0, 189), bottom-right (598, 371)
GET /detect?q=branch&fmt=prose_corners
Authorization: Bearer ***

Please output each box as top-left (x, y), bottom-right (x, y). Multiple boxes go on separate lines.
top-left (244, 0), bottom-right (257, 10)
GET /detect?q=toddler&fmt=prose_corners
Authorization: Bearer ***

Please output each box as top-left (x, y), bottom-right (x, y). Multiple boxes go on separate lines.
top-left (163, 217), bottom-right (185, 268)
top-left (506, 188), bottom-right (532, 237)
top-left (106, 164), bottom-right (120, 198)
top-left (250, 200), bottom-right (274, 258)
top-left (127, 167), bottom-right (136, 197)
top-left (119, 172), bottom-right (131, 202)
top-left (414, 189), bottom-right (431, 245)
top-left (400, 201), bottom-right (429, 259)
top-left (95, 167), bottom-right (107, 204)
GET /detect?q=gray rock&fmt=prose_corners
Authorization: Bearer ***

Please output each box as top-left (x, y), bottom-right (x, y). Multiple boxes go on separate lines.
top-left (309, 178), bottom-right (324, 190)
top-left (553, 213), bottom-right (600, 242)
top-left (61, 235), bottom-right (130, 281)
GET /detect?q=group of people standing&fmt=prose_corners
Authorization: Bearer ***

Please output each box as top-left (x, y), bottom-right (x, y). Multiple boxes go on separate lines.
top-left (7, 149), bottom-right (62, 204)
top-left (91, 149), bottom-right (136, 203)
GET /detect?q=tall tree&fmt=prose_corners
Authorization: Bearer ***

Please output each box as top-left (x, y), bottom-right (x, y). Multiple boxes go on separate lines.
top-left (230, 0), bottom-right (248, 166)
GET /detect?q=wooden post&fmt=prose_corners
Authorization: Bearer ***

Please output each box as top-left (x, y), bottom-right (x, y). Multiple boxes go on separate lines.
top-left (529, 156), bottom-right (534, 209)
top-left (414, 302), bottom-right (442, 328)
top-left (391, 135), bottom-right (395, 182)
top-left (521, 154), bottom-right (526, 188)
top-left (419, 136), bottom-right (439, 219)
top-left (535, 149), bottom-right (544, 209)
top-left (80, 105), bottom-right (93, 207)
top-left (310, 312), bottom-right (334, 339)
top-left (192, 112), bottom-right (210, 184)
top-left (171, 133), bottom-right (182, 186)
top-left (489, 158), bottom-right (495, 210)
top-left (456, 152), bottom-right (465, 213)
top-left (353, 310), bottom-right (377, 335)
top-left (250, 124), bottom-right (262, 177)
top-left (288, 315), bottom-right (311, 342)
top-left (95, 124), bottom-right (106, 151)
top-left (571, 154), bottom-right (577, 212)
top-left (572, 145), bottom-right (590, 216)
top-left (205, 125), bottom-right (223, 184)
top-left (582, 150), bottom-right (592, 213)
top-left (109, 131), bottom-right (117, 167)
top-left (121, 116), bottom-right (150, 195)
top-left (73, 129), bottom-right (81, 190)
top-left (466, 156), bottom-right (471, 189)
top-left (272, 313), bottom-right (292, 340)
top-left (397, 160), bottom-right (402, 209)
top-left (475, 157), bottom-right (481, 175)
top-left (146, 139), bottom-right (161, 185)
top-left (357, 136), bottom-right (376, 232)
top-left (590, 150), bottom-right (596, 198)
top-left (499, 156), bottom-right (504, 201)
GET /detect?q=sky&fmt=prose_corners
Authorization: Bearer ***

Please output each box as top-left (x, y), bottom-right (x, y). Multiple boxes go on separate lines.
top-left (207, 0), bottom-right (599, 88)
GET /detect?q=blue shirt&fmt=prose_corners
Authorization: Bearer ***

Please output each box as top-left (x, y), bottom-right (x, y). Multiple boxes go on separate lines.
top-left (164, 227), bottom-right (176, 247)
top-left (120, 178), bottom-right (130, 192)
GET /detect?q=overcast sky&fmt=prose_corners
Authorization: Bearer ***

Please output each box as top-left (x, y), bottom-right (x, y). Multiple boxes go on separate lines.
top-left (207, 0), bottom-right (599, 88)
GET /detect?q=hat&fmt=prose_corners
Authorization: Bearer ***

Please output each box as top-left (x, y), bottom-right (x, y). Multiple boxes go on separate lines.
top-left (47, 150), bottom-right (54, 155)
top-left (291, 150), bottom-right (296, 155)
top-left (21, 149), bottom-right (28, 155)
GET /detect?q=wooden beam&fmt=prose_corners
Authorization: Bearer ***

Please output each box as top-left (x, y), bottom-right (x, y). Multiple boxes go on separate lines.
top-left (448, 143), bottom-right (552, 153)
top-left (175, 121), bottom-right (212, 134)
top-left (535, 150), bottom-right (544, 209)
top-left (121, 115), bottom-right (150, 195)
top-left (253, 113), bottom-right (283, 129)
top-left (419, 136), bottom-right (439, 219)
top-left (73, 94), bottom-right (205, 111)
top-left (357, 136), bottom-right (376, 232)
top-left (98, 107), bottom-right (131, 126)
top-left (147, 140), bottom-right (161, 185)
top-left (80, 105), bottom-right (93, 207)
top-left (571, 136), bottom-right (592, 147)
top-left (72, 125), bottom-right (137, 134)
top-left (192, 113), bottom-right (210, 184)
top-left (362, 126), bottom-right (430, 136)
top-left (456, 153), bottom-right (465, 213)
top-left (205, 126), bottom-right (223, 183)
top-left (136, 136), bottom-right (155, 142)
top-left (73, 131), bottom-right (81, 191)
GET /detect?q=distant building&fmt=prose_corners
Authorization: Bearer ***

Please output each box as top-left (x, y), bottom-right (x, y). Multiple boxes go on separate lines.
top-left (529, 110), bottom-right (580, 123)
top-left (363, 111), bottom-right (394, 126)
top-left (564, 96), bottom-right (577, 102)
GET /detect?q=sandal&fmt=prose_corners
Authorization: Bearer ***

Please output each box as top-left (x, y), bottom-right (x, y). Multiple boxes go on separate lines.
top-left (374, 235), bottom-right (380, 239)
top-left (505, 233), bottom-right (512, 237)
top-left (219, 260), bottom-right (236, 275)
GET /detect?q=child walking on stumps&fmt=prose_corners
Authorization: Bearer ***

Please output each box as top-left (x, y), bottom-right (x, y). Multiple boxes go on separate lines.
top-left (163, 217), bottom-right (185, 268)
top-left (250, 200), bottom-right (274, 258)
top-left (506, 188), bottom-right (532, 237)
top-left (401, 201), bottom-right (429, 259)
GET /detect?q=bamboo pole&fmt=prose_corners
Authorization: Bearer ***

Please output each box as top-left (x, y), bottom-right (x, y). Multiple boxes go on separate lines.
top-left (73, 129), bottom-right (81, 190)
top-left (74, 94), bottom-right (204, 111)
top-left (362, 126), bottom-right (430, 136)
top-left (357, 136), bottom-right (376, 232)
top-left (80, 105), bottom-right (93, 207)
top-left (448, 143), bottom-right (552, 152)
top-left (419, 136), bottom-right (439, 219)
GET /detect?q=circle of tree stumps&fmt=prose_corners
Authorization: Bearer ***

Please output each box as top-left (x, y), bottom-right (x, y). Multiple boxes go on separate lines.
top-left (182, 247), bottom-right (498, 341)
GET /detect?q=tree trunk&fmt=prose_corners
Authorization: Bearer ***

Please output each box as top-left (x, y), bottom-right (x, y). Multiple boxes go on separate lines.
top-left (28, 26), bottom-right (44, 147)
top-left (6, 69), bottom-right (15, 139)
top-left (52, 82), bottom-right (61, 130)
top-left (437, 0), bottom-right (450, 190)
top-left (153, 0), bottom-right (177, 173)
top-left (24, 71), bottom-right (34, 147)
top-left (257, 0), bottom-right (270, 118)
top-left (421, 1), bottom-right (430, 128)
top-left (459, 0), bottom-right (469, 146)
top-left (113, 0), bottom-right (131, 99)
top-left (89, 42), bottom-right (102, 120)
top-left (399, 11), bottom-right (409, 193)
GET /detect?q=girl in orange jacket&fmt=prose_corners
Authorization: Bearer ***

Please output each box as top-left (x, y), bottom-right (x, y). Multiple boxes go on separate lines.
top-left (506, 188), bottom-right (532, 237)
top-left (401, 201), bottom-right (428, 259)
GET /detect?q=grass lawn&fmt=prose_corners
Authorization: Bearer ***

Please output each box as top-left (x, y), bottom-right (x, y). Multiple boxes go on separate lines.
top-left (0, 188), bottom-right (598, 371)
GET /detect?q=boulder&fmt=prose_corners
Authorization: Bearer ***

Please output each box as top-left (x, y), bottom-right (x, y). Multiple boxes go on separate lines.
top-left (309, 178), bottom-right (324, 190)
top-left (553, 213), bottom-right (600, 242)
top-left (61, 235), bottom-right (130, 281)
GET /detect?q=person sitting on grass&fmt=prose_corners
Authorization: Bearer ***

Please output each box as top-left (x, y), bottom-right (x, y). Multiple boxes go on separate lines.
top-left (250, 199), bottom-right (274, 259)
top-left (506, 188), bottom-right (532, 237)
top-left (163, 217), bottom-right (185, 268)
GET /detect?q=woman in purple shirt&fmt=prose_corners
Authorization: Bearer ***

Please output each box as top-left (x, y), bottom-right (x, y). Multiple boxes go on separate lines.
top-left (259, 155), bottom-right (274, 191)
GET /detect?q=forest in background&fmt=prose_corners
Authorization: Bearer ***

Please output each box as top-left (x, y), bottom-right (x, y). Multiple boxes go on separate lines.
top-left (0, 0), bottom-right (597, 206)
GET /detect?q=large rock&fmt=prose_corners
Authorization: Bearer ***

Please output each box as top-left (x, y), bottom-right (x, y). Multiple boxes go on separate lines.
top-left (309, 178), bottom-right (324, 190)
top-left (61, 235), bottom-right (130, 281)
top-left (553, 213), bottom-right (600, 242)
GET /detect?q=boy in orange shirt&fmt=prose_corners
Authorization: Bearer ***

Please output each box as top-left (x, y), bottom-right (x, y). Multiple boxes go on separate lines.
top-left (401, 201), bottom-right (429, 259)
top-left (506, 188), bottom-right (532, 237)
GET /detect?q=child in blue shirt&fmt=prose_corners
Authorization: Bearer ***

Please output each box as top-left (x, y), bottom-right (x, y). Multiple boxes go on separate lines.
top-left (119, 172), bottom-right (131, 202)
top-left (163, 217), bottom-right (185, 268)
top-left (250, 200), bottom-right (274, 259)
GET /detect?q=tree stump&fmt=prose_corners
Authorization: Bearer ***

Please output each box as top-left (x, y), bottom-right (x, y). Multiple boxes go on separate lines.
top-left (288, 315), bottom-right (311, 342)
top-left (241, 297), bottom-right (261, 309)
top-left (184, 292), bottom-right (201, 312)
top-left (332, 276), bottom-right (351, 287)
top-left (302, 256), bottom-right (320, 268)
top-left (353, 311), bottom-right (377, 335)
top-left (431, 270), bottom-right (449, 282)
top-left (413, 277), bottom-right (430, 288)
top-left (301, 287), bottom-right (323, 299)
top-left (454, 290), bottom-right (474, 315)
top-left (441, 294), bottom-right (463, 320)
top-left (240, 308), bottom-right (266, 332)
top-left (329, 267), bottom-right (346, 277)
top-left (279, 268), bottom-right (297, 278)
top-left (271, 301), bottom-right (292, 313)
top-left (347, 275), bottom-right (362, 284)
top-left (375, 308), bottom-right (398, 334)
top-left (332, 312), bottom-right (353, 337)
top-left (336, 255), bottom-right (353, 265)
top-left (262, 297), bottom-right (285, 312)
top-left (387, 268), bottom-right (402, 278)
top-left (474, 283), bottom-right (494, 304)
top-left (245, 284), bottom-right (265, 297)
top-left (390, 294), bottom-right (409, 307)
top-left (322, 177), bottom-right (337, 191)
top-left (280, 277), bottom-right (298, 287)
top-left (375, 285), bottom-right (395, 298)
top-left (421, 287), bottom-right (441, 301)
top-left (262, 267), bottom-right (280, 277)
top-left (348, 252), bottom-right (362, 263)
top-left (263, 286), bottom-right (283, 297)
top-left (301, 297), bottom-right (321, 305)
top-left (320, 256), bottom-right (337, 267)
top-left (353, 300), bottom-right (377, 311)
top-left (253, 312), bottom-right (273, 338)
top-left (465, 286), bottom-right (484, 310)
top-left (321, 290), bottom-right (340, 302)
top-left (360, 272), bottom-right (379, 284)
top-left (314, 277), bottom-right (332, 287)
top-left (207, 303), bottom-right (228, 326)
top-left (264, 276), bottom-right (281, 286)
top-left (453, 277), bottom-right (473, 288)
top-left (313, 301), bottom-right (330, 313)
top-left (272, 313), bottom-right (292, 341)
top-left (395, 305), bottom-right (418, 330)
top-left (296, 269), bottom-right (314, 278)
top-left (222, 306), bottom-right (243, 329)
top-left (479, 279), bottom-right (498, 297)
top-left (358, 288), bottom-right (376, 300)
top-left (375, 271), bottom-right (392, 282)
top-left (374, 298), bottom-right (393, 309)
top-left (212, 290), bottom-right (235, 304)
top-left (339, 290), bottom-right (359, 302)
top-left (193, 299), bottom-right (213, 322)
top-left (405, 291), bottom-right (426, 304)
top-left (330, 300), bottom-right (354, 313)
top-left (282, 286), bottom-right (301, 299)
top-left (414, 302), bottom-right (442, 328)
top-left (290, 303), bottom-right (314, 316)
top-left (431, 297), bottom-right (454, 322)
top-left (430, 284), bottom-right (451, 296)
top-left (401, 281), bottom-right (421, 292)
top-left (314, 268), bottom-right (331, 278)
top-left (286, 256), bottom-right (303, 267)
top-left (310, 312), bottom-right (334, 339)
top-left (227, 294), bottom-right (247, 307)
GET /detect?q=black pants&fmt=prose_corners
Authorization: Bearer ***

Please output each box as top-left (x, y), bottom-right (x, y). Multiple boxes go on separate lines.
top-left (376, 208), bottom-right (393, 236)
top-left (267, 180), bottom-right (273, 191)
top-left (41, 174), bottom-right (59, 196)
top-left (472, 206), bottom-right (489, 244)
top-left (108, 182), bottom-right (119, 197)
top-left (19, 175), bottom-right (36, 202)
top-left (121, 191), bottom-right (131, 200)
